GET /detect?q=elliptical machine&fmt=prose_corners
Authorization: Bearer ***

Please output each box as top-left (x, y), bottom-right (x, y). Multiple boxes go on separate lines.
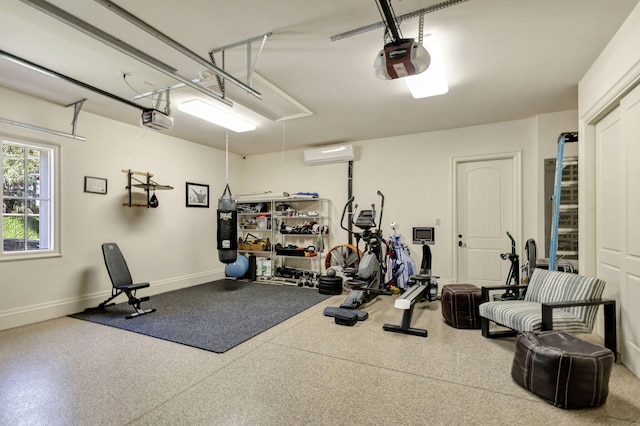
top-left (500, 231), bottom-right (520, 300)
top-left (338, 191), bottom-right (390, 310)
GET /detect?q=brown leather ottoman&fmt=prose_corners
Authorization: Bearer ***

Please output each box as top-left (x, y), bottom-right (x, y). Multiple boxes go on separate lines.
top-left (440, 284), bottom-right (482, 329)
top-left (512, 330), bottom-right (614, 408)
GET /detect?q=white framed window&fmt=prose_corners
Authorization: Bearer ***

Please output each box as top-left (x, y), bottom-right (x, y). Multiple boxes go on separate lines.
top-left (2, 138), bottom-right (59, 259)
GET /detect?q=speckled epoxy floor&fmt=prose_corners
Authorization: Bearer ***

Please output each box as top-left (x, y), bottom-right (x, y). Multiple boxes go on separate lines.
top-left (1, 290), bottom-right (639, 425)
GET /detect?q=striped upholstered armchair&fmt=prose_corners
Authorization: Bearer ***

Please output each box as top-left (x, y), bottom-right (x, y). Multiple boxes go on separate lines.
top-left (478, 269), bottom-right (617, 356)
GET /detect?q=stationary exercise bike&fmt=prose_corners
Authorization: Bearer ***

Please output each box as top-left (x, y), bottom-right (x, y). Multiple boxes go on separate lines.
top-left (338, 191), bottom-right (390, 310)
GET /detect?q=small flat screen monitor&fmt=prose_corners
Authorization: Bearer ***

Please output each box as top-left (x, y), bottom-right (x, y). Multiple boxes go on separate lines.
top-left (354, 210), bottom-right (375, 229)
top-left (413, 227), bottom-right (435, 245)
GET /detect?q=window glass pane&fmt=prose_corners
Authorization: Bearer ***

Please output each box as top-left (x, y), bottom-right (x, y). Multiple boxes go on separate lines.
top-left (2, 238), bottom-right (26, 252)
top-left (27, 199), bottom-right (41, 242)
top-left (27, 148), bottom-right (39, 161)
top-left (27, 198), bottom-right (40, 214)
top-left (3, 185), bottom-right (23, 198)
top-left (4, 198), bottom-right (24, 215)
top-left (33, 199), bottom-right (48, 250)
top-left (2, 145), bottom-right (25, 197)
top-left (27, 148), bottom-right (40, 198)
top-left (3, 199), bottom-right (25, 252)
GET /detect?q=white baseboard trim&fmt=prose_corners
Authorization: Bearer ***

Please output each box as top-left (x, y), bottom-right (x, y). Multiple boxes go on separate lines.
top-left (0, 269), bottom-right (225, 332)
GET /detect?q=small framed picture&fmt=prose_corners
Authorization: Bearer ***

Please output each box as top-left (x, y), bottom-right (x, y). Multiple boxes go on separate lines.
top-left (186, 182), bottom-right (209, 208)
top-left (84, 176), bottom-right (107, 194)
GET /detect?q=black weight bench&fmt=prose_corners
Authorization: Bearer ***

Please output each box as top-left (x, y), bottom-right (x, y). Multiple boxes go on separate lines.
top-left (87, 243), bottom-right (156, 319)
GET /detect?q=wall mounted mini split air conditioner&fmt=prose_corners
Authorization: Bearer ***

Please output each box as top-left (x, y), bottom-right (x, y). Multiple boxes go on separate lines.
top-left (304, 144), bottom-right (355, 166)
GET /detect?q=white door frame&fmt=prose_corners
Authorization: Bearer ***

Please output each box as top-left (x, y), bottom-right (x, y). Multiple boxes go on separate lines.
top-left (451, 151), bottom-right (522, 283)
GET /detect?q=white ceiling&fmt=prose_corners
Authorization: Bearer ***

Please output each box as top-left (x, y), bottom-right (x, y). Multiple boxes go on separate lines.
top-left (0, 0), bottom-right (638, 155)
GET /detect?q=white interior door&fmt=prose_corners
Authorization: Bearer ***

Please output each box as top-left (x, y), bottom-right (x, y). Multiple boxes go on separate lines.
top-left (596, 83), bottom-right (640, 377)
top-left (456, 157), bottom-right (517, 285)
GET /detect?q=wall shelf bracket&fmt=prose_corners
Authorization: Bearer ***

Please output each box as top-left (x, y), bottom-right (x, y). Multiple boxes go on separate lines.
top-left (122, 169), bottom-right (173, 208)
top-left (66, 98), bottom-right (86, 137)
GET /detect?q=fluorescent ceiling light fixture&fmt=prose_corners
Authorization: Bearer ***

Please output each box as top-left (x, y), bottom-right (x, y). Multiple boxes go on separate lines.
top-left (405, 33), bottom-right (449, 98)
top-left (178, 99), bottom-right (257, 133)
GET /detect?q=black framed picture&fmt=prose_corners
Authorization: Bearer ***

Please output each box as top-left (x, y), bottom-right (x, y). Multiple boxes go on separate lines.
top-left (186, 182), bottom-right (209, 207)
top-left (84, 176), bottom-right (107, 194)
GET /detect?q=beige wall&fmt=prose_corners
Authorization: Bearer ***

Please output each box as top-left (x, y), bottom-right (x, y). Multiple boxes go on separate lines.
top-left (0, 85), bottom-right (577, 331)
top-left (237, 112), bottom-right (577, 285)
top-left (0, 86), bottom-right (240, 330)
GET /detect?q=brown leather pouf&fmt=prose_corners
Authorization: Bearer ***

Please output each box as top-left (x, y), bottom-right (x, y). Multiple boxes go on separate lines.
top-left (440, 284), bottom-right (482, 329)
top-left (512, 330), bottom-right (614, 408)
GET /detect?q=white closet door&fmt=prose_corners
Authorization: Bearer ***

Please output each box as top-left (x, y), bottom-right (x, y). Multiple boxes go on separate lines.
top-left (596, 82), bottom-right (640, 378)
top-left (620, 84), bottom-right (640, 376)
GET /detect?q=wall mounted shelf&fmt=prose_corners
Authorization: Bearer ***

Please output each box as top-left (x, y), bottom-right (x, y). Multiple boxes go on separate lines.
top-left (122, 169), bottom-right (173, 207)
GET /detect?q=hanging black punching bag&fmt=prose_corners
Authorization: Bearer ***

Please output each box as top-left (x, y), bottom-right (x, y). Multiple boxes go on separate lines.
top-left (217, 183), bottom-right (238, 263)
